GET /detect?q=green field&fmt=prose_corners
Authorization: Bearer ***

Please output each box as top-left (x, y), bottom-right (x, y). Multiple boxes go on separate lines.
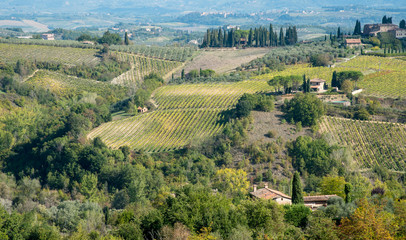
top-left (0, 43), bottom-right (100, 66)
top-left (320, 116), bottom-right (406, 171)
top-left (88, 80), bottom-right (272, 152)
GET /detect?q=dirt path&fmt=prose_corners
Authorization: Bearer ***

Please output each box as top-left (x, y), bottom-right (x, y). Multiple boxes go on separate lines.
top-left (23, 69), bottom-right (39, 82)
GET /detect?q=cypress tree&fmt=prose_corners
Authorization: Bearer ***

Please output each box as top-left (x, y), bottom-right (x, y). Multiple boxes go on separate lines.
top-left (382, 15), bottom-right (387, 24)
top-left (223, 29), bottom-right (227, 47)
top-left (353, 20), bottom-right (362, 35)
top-left (344, 183), bottom-right (352, 203)
top-left (332, 71), bottom-right (337, 87)
top-left (279, 27), bottom-right (285, 46)
top-left (302, 74), bottom-right (307, 93)
top-left (293, 26), bottom-right (298, 44)
top-left (291, 171), bottom-right (304, 204)
top-left (337, 27), bottom-right (341, 39)
top-left (269, 24), bottom-right (274, 46)
top-left (218, 27), bottom-right (223, 47)
top-left (206, 29), bottom-right (211, 47)
top-left (388, 17), bottom-right (392, 24)
top-left (124, 32), bottom-right (130, 45)
top-left (248, 28), bottom-right (253, 46)
top-left (307, 78), bottom-right (311, 93)
top-left (181, 69), bottom-right (185, 79)
top-left (400, 19), bottom-right (406, 29)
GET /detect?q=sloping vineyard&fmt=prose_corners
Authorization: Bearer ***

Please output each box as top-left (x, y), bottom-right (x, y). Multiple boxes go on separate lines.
top-left (110, 45), bottom-right (196, 62)
top-left (112, 53), bottom-right (182, 88)
top-left (88, 80), bottom-right (273, 152)
top-left (25, 70), bottom-right (127, 99)
top-left (319, 116), bottom-right (406, 171)
top-left (0, 43), bottom-right (100, 66)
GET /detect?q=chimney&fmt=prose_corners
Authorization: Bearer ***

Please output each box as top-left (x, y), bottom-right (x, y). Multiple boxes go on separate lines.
top-left (264, 183), bottom-right (268, 189)
top-left (253, 184), bottom-right (257, 192)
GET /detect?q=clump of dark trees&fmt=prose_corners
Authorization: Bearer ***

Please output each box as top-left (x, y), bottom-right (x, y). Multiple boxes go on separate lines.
top-left (200, 24), bottom-right (298, 48)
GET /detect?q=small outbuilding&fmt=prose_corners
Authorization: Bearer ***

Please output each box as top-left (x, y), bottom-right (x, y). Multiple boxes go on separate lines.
top-left (137, 107), bottom-right (148, 113)
top-left (303, 195), bottom-right (338, 210)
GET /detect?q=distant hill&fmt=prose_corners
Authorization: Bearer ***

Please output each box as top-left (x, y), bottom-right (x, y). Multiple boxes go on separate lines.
top-left (2, 0), bottom-right (403, 14)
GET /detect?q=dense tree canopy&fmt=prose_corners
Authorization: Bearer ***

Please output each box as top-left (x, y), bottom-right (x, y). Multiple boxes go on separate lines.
top-left (282, 93), bottom-right (325, 127)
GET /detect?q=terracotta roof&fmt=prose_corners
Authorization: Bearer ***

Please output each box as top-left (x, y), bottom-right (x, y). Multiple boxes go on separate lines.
top-left (310, 78), bottom-right (326, 83)
top-left (250, 187), bottom-right (291, 200)
top-left (303, 195), bottom-right (337, 202)
top-left (345, 39), bottom-right (361, 44)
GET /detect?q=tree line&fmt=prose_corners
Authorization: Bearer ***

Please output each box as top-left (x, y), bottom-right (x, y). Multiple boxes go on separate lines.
top-left (200, 24), bottom-right (298, 48)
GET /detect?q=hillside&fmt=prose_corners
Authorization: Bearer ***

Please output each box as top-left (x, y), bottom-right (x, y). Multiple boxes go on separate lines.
top-left (319, 116), bottom-right (406, 171)
top-left (88, 80), bottom-right (272, 152)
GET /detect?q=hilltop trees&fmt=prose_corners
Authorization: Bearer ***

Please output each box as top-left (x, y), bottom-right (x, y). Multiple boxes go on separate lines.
top-left (200, 25), bottom-right (297, 48)
top-left (400, 19), bottom-right (406, 29)
top-left (97, 31), bottom-right (121, 45)
top-left (382, 15), bottom-right (393, 24)
top-left (353, 20), bottom-right (362, 35)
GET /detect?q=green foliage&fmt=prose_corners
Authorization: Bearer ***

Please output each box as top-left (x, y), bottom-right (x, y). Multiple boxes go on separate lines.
top-left (305, 211), bottom-right (339, 240)
top-left (97, 31), bottom-right (122, 45)
top-left (283, 93), bottom-right (325, 127)
top-left (288, 136), bottom-right (340, 176)
top-left (268, 75), bottom-right (302, 94)
top-left (310, 53), bottom-right (332, 67)
top-left (284, 204), bottom-right (311, 228)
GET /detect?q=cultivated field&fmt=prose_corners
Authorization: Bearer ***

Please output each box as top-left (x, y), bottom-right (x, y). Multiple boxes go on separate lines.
top-left (112, 53), bottom-right (182, 88)
top-left (88, 80), bottom-right (272, 152)
top-left (179, 48), bottom-right (271, 74)
top-left (0, 43), bottom-right (100, 66)
top-left (319, 116), bottom-right (406, 171)
top-left (25, 70), bottom-right (127, 98)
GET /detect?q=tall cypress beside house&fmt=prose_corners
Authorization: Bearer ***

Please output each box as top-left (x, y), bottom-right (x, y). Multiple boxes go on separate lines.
top-left (400, 19), bottom-right (406, 29)
top-left (332, 71), bottom-right (337, 87)
top-left (302, 74), bottom-right (307, 93)
top-left (292, 171), bottom-right (304, 204)
top-left (337, 27), bottom-right (341, 39)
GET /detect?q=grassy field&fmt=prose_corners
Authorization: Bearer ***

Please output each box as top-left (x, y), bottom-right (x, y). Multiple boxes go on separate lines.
top-left (88, 80), bottom-right (272, 152)
top-left (0, 43), bottom-right (100, 66)
top-left (319, 116), bottom-right (406, 171)
top-left (178, 48), bottom-right (271, 75)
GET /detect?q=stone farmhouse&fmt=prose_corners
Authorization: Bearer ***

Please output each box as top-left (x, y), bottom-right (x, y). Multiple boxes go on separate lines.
top-left (344, 38), bottom-right (362, 48)
top-left (250, 184), bottom-right (292, 205)
top-left (250, 185), bottom-right (338, 210)
top-left (41, 33), bottom-right (55, 40)
top-left (363, 23), bottom-right (406, 39)
top-left (310, 78), bottom-right (326, 93)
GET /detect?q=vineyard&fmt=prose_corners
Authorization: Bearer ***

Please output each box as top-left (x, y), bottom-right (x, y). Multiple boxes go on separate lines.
top-left (112, 53), bottom-right (182, 87)
top-left (255, 55), bottom-right (406, 98)
top-left (25, 70), bottom-right (127, 99)
top-left (88, 80), bottom-right (272, 152)
top-left (0, 43), bottom-right (100, 66)
top-left (109, 45), bottom-right (196, 62)
top-left (319, 116), bottom-right (406, 171)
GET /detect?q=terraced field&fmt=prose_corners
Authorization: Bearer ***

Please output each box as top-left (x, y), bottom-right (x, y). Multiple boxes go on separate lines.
top-left (319, 116), bottom-right (406, 171)
top-left (88, 80), bottom-right (272, 152)
top-left (112, 53), bottom-right (182, 88)
top-left (0, 43), bottom-right (100, 66)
